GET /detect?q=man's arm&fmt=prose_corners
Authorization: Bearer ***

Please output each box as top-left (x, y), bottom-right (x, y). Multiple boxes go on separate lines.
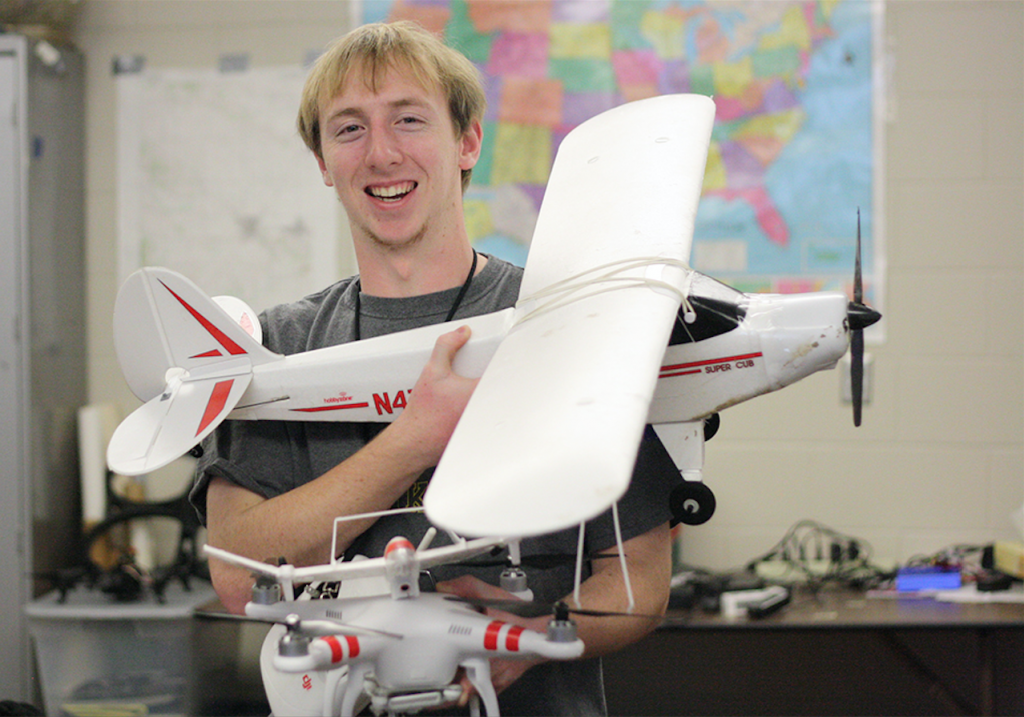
top-left (205, 326), bottom-right (478, 614)
top-left (439, 520), bottom-right (672, 698)
top-left (566, 519), bottom-right (672, 656)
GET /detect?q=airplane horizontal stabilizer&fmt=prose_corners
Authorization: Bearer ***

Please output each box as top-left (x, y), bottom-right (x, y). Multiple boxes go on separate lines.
top-left (107, 369), bottom-right (252, 475)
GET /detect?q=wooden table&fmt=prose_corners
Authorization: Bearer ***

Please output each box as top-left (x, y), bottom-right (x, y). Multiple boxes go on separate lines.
top-left (603, 587), bottom-right (1024, 716)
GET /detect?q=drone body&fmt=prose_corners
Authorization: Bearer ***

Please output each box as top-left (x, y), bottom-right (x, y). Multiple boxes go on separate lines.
top-left (205, 531), bottom-right (584, 717)
top-left (259, 592), bottom-right (581, 716)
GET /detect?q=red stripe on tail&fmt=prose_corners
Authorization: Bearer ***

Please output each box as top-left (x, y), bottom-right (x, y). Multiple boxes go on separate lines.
top-left (159, 279), bottom-right (247, 356)
top-left (197, 380), bottom-right (234, 436)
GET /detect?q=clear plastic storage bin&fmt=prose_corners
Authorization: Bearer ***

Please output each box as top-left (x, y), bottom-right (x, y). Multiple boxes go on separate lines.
top-left (25, 582), bottom-right (216, 717)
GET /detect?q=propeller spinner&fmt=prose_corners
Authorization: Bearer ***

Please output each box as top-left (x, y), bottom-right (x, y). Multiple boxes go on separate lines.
top-left (847, 209), bottom-right (882, 426)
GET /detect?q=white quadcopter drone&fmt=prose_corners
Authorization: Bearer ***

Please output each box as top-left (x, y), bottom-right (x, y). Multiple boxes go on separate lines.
top-left (203, 516), bottom-right (654, 717)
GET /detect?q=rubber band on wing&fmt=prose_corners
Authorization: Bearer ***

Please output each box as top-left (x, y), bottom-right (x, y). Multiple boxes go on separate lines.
top-left (515, 257), bottom-right (696, 326)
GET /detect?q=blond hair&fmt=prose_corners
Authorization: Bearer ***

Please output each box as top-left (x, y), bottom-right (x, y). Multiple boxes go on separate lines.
top-left (298, 21), bottom-right (486, 192)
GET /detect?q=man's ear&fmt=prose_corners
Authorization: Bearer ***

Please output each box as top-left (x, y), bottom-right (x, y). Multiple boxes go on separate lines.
top-left (458, 120), bottom-right (484, 172)
top-left (315, 152), bottom-right (335, 188)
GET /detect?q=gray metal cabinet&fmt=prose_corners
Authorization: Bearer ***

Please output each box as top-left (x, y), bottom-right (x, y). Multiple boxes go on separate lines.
top-left (0, 33), bottom-right (85, 703)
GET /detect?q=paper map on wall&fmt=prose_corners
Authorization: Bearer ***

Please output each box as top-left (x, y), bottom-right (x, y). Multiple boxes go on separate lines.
top-left (117, 66), bottom-right (337, 313)
top-left (365, 0), bottom-right (883, 312)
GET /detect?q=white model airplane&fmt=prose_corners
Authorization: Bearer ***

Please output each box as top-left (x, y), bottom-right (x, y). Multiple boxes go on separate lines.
top-left (107, 93), bottom-right (880, 539)
top-left (203, 520), bottom-right (606, 717)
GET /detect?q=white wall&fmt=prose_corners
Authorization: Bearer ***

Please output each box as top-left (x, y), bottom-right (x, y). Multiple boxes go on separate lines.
top-left (76, 0), bottom-right (362, 422)
top-left (73, 1), bottom-right (1023, 572)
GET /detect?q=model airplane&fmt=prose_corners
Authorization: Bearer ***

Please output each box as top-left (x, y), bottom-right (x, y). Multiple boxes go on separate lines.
top-left (107, 93), bottom-right (880, 538)
top-left (202, 520), bottom-right (596, 717)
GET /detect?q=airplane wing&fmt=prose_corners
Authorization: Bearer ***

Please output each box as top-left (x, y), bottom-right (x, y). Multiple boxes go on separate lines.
top-left (425, 94), bottom-right (716, 537)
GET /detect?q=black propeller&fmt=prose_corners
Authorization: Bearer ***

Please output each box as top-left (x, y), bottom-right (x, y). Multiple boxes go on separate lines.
top-left (196, 609), bottom-right (402, 640)
top-left (447, 596), bottom-right (663, 620)
top-left (847, 209), bottom-right (882, 426)
top-left (453, 552), bottom-right (619, 570)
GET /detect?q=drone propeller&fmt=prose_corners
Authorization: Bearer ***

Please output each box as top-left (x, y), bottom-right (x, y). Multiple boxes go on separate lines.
top-left (200, 609), bottom-right (402, 640)
top-left (454, 551), bottom-right (619, 571)
top-left (284, 615), bottom-right (402, 640)
top-left (270, 614), bottom-right (400, 660)
top-left (447, 596), bottom-right (663, 621)
top-left (846, 209), bottom-right (882, 426)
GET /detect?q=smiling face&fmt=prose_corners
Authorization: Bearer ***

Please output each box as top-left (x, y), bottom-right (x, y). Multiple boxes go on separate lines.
top-left (316, 63), bottom-right (482, 255)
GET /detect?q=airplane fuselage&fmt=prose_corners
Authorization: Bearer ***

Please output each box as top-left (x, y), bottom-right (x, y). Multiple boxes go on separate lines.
top-left (226, 271), bottom-right (851, 430)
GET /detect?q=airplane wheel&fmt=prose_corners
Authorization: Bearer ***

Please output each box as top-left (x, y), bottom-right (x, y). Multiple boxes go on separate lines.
top-left (703, 413), bottom-right (720, 441)
top-left (669, 482), bottom-right (716, 526)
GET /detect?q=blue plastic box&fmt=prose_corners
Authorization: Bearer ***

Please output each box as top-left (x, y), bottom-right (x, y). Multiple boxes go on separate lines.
top-left (895, 566), bottom-right (962, 592)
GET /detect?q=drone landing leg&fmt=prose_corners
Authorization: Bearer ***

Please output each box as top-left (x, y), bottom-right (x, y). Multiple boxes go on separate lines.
top-left (326, 666), bottom-right (363, 717)
top-left (324, 668), bottom-right (344, 717)
top-left (462, 658), bottom-right (499, 717)
top-left (338, 662), bottom-right (371, 717)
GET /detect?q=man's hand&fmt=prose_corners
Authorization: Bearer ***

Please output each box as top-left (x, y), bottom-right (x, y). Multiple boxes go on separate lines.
top-left (205, 326), bottom-right (481, 612)
top-left (435, 575), bottom-right (548, 706)
top-left (392, 325), bottom-right (479, 468)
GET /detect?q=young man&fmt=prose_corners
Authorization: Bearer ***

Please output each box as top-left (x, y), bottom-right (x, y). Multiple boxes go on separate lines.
top-left (191, 21), bottom-right (676, 714)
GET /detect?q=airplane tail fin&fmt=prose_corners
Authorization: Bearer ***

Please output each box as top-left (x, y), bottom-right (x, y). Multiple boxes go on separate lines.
top-left (113, 267), bottom-right (277, 402)
top-left (107, 267), bottom-right (281, 476)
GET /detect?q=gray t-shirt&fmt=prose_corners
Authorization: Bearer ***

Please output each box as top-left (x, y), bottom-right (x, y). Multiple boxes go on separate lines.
top-left (191, 256), bottom-right (677, 716)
